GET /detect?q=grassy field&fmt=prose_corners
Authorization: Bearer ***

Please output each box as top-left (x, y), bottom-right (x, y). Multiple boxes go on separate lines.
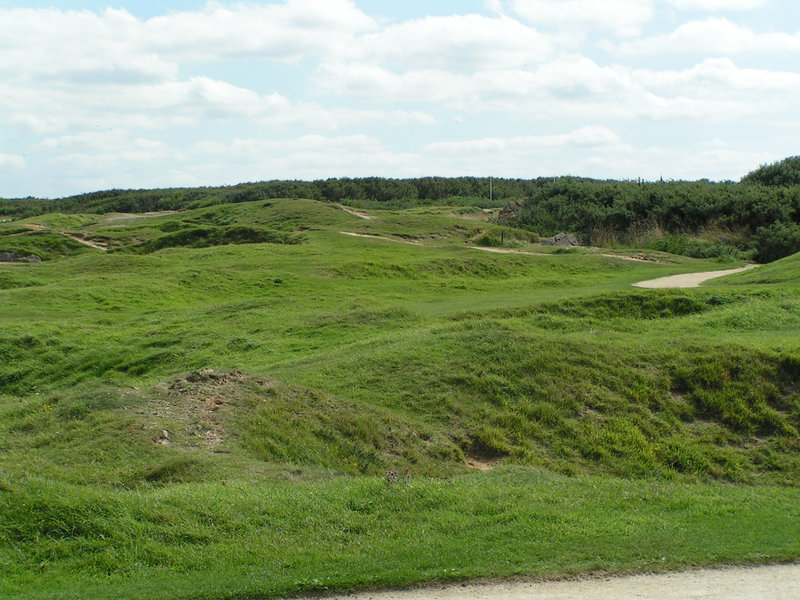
top-left (1, 198), bottom-right (798, 599)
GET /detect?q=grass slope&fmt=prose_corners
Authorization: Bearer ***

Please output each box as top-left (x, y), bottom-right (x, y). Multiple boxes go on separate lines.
top-left (1, 198), bottom-right (798, 599)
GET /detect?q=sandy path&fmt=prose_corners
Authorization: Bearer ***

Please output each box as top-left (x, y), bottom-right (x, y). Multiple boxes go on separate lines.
top-left (339, 206), bottom-right (374, 220)
top-left (470, 246), bottom-right (547, 256)
top-left (340, 231), bottom-right (421, 246)
top-left (308, 564), bottom-right (799, 600)
top-left (633, 264), bottom-right (758, 288)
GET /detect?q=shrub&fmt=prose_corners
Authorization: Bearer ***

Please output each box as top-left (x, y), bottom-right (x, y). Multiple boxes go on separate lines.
top-left (751, 222), bottom-right (800, 263)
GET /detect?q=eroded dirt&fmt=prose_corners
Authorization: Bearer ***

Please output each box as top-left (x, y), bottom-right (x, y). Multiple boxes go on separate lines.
top-left (137, 368), bottom-right (257, 451)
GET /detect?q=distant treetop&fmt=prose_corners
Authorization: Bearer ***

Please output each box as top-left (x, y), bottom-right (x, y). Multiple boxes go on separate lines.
top-left (742, 156), bottom-right (800, 187)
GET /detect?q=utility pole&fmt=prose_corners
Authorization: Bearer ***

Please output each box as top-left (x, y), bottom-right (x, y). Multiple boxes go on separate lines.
top-left (489, 176), bottom-right (493, 202)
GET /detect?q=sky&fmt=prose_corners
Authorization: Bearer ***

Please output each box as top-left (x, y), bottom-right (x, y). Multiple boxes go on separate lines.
top-left (1, 0), bottom-right (799, 198)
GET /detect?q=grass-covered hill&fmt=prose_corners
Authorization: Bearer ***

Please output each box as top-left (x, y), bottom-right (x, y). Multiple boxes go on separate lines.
top-left (3, 156), bottom-right (800, 263)
top-left (1, 196), bottom-right (799, 599)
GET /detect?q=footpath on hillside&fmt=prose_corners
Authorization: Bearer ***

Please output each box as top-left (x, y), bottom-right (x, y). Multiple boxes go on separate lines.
top-left (307, 564), bottom-right (799, 600)
top-left (633, 264), bottom-right (758, 288)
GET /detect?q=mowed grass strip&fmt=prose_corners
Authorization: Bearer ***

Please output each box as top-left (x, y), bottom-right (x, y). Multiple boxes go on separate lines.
top-left (2, 468), bottom-right (799, 600)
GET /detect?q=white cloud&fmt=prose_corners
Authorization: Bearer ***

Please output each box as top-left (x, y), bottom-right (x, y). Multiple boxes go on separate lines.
top-left (0, 154), bottom-right (26, 170)
top-left (0, 2), bottom-right (797, 197)
top-left (510, 0), bottom-right (656, 36)
top-left (664, 0), bottom-right (768, 10)
top-left (352, 15), bottom-right (554, 71)
top-left (145, 0), bottom-right (378, 62)
top-left (0, 7), bottom-right (176, 83)
top-left (610, 18), bottom-right (800, 55)
top-left (0, 1), bottom-right (377, 89)
top-left (424, 126), bottom-right (622, 155)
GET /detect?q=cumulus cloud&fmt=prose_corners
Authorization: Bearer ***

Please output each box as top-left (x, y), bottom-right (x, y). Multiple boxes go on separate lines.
top-left (424, 126), bottom-right (622, 155)
top-left (664, 0), bottom-right (768, 10)
top-left (510, 0), bottom-right (655, 36)
top-left (351, 14), bottom-right (554, 71)
top-left (610, 18), bottom-right (800, 55)
top-left (0, 1), bottom-right (377, 88)
top-left (316, 54), bottom-right (800, 123)
top-left (145, 0), bottom-right (378, 62)
top-left (0, 1), bottom-right (797, 196)
top-left (0, 154), bottom-right (26, 170)
top-left (0, 8), bottom-right (176, 83)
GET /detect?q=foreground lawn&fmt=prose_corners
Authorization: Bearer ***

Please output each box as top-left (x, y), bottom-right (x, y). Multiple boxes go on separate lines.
top-left (2, 468), bottom-right (799, 600)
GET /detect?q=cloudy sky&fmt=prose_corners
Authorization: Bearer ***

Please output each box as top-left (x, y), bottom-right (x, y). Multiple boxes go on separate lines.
top-left (1, 0), bottom-right (798, 198)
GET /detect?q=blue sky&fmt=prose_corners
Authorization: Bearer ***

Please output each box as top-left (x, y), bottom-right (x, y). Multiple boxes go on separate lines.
top-left (1, 0), bottom-right (799, 198)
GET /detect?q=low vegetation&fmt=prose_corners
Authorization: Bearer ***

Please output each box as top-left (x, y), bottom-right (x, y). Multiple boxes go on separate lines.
top-left (1, 181), bottom-right (798, 599)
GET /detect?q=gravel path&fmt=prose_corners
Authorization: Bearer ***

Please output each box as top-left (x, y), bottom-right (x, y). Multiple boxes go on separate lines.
top-left (309, 564), bottom-right (800, 600)
top-left (632, 264), bottom-right (758, 288)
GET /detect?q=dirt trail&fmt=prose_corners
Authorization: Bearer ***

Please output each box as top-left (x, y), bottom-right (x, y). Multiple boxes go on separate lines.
top-left (60, 232), bottom-right (107, 250)
top-left (19, 223), bottom-right (108, 250)
top-left (308, 564), bottom-right (799, 600)
top-left (470, 246), bottom-right (548, 256)
top-left (340, 231), bottom-right (421, 246)
top-left (633, 264), bottom-right (758, 288)
top-left (339, 206), bottom-right (374, 220)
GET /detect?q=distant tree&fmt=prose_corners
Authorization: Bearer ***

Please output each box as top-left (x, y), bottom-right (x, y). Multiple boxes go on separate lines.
top-left (742, 156), bottom-right (800, 187)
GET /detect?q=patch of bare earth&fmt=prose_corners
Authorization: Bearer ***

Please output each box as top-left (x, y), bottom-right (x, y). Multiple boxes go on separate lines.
top-left (20, 223), bottom-right (109, 250)
top-left (465, 457), bottom-right (498, 471)
top-left (137, 368), bottom-right (258, 452)
top-left (470, 246), bottom-right (547, 256)
top-left (340, 231), bottom-right (422, 246)
top-left (98, 211), bottom-right (182, 227)
top-left (339, 206), bottom-right (374, 220)
top-left (61, 232), bottom-right (108, 250)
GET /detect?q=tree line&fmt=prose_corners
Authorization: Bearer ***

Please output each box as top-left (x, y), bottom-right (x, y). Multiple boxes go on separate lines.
top-left (2, 157), bottom-right (799, 262)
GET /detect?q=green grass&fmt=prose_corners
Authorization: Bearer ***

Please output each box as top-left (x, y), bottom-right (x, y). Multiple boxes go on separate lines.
top-left (3, 470), bottom-right (799, 600)
top-left (0, 197), bottom-right (798, 599)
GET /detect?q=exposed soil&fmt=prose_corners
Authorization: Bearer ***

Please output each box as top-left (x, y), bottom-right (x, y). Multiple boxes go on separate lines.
top-left (97, 211), bottom-right (182, 226)
top-left (137, 368), bottom-right (256, 451)
top-left (465, 457), bottom-right (498, 471)
top-left (597, 252), bottom-right (659, 263)
top-left (60, 232), bottom-right (108, 250)
top-left (470, 246), bottom-right (547, 256)
top-left (340, 231), bottom-right (422, 246)
top-left (311, 564), bottom-right (799, 600)
top-left (633, 265), bottom-right (759, 288)
top-left (19, 222), bottom-right (108, 250)
top-left (339, 206), bottom-right (374, 220)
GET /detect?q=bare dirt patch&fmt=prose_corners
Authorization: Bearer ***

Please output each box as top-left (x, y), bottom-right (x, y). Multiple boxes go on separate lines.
top-left (465, 457), bottom-right (498, 471)
top-left (98, 211), bottom-right (182, 227)
top-left (61, 232), bottom-right (108, 250)
top-left (339, 206), bottom-right (374, 220)
top-left (138, 368), bottom-right (256, 451)
top-left (341, 231), bottom-right (422, 246)
top-left (19, 222), bottom-right (108, 250)
top-left (597, 252), bottom-right (660, 263)
top-left (470, 246), bottom-right (547, 256)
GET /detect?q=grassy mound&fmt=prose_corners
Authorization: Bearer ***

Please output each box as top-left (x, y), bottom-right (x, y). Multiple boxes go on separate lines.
top-left (0, 196), bottom-right (798, 599)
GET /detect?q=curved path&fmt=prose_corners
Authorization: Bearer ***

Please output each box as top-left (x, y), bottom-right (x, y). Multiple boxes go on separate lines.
top-left (633, 264), bottom-right (758, 288)
top-left (311, 564), bottom-right (799, 600)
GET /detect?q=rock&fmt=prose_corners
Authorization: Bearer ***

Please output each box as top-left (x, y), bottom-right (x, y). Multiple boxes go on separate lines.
top-left (0, 251), bottom-right (42, 263)
top-left (187, 368), bottom-right (218, 383)
top-left (541, 232), bottom-right (580, 247)
top-left (497, 200), bottom-right (523, 224)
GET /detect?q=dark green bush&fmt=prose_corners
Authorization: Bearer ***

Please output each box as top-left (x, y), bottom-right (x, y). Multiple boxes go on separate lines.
top-left (751, 222), bottom-right (800, 263)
